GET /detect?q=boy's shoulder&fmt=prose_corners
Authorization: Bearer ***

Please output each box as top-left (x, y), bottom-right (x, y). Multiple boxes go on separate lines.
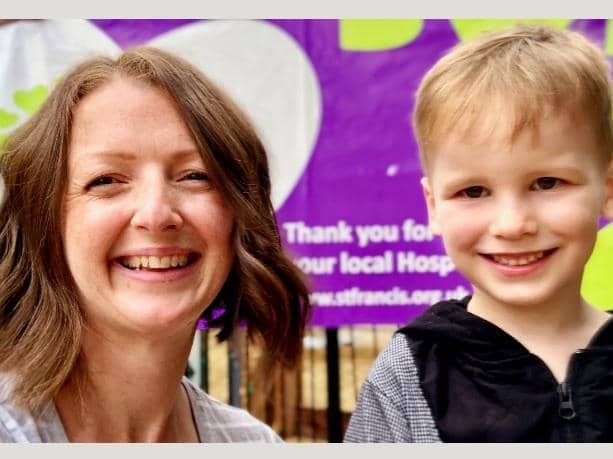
top-left (397, 296), bottom-right (491, 349)
top-left (398, 297), bottom-right (613, 354)
top-left (390, 299), bottom-right (613, 441)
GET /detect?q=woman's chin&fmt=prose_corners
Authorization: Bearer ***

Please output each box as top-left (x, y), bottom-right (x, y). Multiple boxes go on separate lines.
top-left (112, 301), bottom-right (200, 336)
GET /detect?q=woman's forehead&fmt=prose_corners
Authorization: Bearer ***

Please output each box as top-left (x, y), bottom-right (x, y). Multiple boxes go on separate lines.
top-left (68, 79), bottom-right (196, 162)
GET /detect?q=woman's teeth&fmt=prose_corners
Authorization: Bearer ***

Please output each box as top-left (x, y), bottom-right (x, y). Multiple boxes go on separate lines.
top-left (491, 251), bottom-right (544, 266)
top-left (120, 255), bottom-right (189, 270)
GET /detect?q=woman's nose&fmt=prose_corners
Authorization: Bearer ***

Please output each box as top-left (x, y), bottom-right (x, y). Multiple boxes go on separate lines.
top-left (130, 178), bottom-right (183, 232)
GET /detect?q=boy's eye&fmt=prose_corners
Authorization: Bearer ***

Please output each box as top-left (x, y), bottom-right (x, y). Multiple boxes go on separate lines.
top-left (532, 177), bottom-right (561, 191)
top-left (460, 186), bottom-right (488, 199)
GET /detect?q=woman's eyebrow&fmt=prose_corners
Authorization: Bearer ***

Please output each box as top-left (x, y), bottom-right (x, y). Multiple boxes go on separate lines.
top-left (76, 148), bottom-right (202, 163)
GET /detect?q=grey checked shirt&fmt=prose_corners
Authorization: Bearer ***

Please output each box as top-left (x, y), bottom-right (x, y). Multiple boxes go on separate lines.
top-left (344, 333), bottom-right (441, 442)
top-left (0, 376), bottom-right (281, 443)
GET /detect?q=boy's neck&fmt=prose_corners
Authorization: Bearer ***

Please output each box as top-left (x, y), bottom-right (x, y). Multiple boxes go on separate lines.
top-left (466, 289), bottom-right (610, 382)
top-left (467, 288), bottom-right (582, 334)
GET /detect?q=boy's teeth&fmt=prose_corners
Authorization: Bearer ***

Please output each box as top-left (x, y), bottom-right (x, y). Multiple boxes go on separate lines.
top-left (492, 251), bottom-right (544, 266)
top-left (122, 255), bottom-right (189, 270)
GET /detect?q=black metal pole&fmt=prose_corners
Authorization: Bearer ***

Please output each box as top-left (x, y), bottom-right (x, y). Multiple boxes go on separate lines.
top-left (326, 327), bottom-right (342, 442)
top-left (200, 329), bottom-right (209, 393)
top-left (310, 329), bottom-right (316, 442)
top-left (228, 331), bottom-right (242, 407)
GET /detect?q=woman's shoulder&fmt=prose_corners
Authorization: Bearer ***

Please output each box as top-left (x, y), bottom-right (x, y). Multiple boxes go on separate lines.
top-left (181, 377), bottom-right (282, 443)
top-left (0, 374), bottom-right (66, 443)
top-left (0, 401), bottom-right (39, 443)
top-left (0, 374), bottom-right (38, 442)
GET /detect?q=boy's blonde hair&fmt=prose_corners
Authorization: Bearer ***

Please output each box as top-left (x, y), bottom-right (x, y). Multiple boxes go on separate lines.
top-left (413, 24), bottom-right (613, 172)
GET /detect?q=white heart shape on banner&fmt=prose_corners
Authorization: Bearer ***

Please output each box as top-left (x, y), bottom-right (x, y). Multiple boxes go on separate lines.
top-left (0, 20), bottom-right (120, 207)
top-left (149, 20), bottom-right (321, 209)
top-left (0, 20), bottom-right (120, 116)
top-left (0, 19), bottom-right (322, 209)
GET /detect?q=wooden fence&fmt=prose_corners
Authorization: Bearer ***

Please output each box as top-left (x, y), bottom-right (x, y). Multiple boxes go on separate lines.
top-left (188, 325), bottom-right (400, 442)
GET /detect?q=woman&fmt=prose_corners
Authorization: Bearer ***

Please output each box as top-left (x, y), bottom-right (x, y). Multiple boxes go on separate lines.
top-left (0, 47), bottom-right (310, 442)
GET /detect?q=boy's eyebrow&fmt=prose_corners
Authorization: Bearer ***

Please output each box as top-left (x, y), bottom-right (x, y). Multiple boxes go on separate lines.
top-left (430, 176), bottom-right (487, 194)
top-left (528, 166), bottom-right (591, 182)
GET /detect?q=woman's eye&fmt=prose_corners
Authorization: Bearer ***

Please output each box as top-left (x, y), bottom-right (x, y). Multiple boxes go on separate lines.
top-left (533, 177), bottom-right (561, 191)
top-left (182, 171), bottom-right (210, 182)
top-left (460, 186), bottom-right (487, 199)
top-left (85, 176), bottom-right (118, 189)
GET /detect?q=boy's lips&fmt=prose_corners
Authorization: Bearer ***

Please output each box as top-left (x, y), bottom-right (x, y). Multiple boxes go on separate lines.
top-left (479, 248), bottom-right (558, 267)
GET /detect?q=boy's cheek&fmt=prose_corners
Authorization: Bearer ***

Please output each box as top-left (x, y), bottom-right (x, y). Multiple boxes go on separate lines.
top-left (436, 209), bottom-right (480, 242)
top-left (428, 213), bottom-right (442, 236)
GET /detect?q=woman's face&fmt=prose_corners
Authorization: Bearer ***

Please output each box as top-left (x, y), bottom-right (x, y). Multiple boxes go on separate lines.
top-left (62, 77), bottom-right (235, 337)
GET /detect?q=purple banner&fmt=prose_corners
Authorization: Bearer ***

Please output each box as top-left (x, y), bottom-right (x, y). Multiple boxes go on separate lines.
top-left (85, 19), bottom-right (613, 326)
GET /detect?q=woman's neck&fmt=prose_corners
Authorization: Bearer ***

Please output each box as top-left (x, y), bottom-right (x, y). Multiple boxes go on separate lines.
top-left (55, 325), bottom-right (199, 442)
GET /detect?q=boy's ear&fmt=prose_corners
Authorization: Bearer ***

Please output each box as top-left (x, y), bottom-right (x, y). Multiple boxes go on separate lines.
top-left (602, 160), bottom-right (613, 219)
top-left (421, 176), bottom-right (441, 235)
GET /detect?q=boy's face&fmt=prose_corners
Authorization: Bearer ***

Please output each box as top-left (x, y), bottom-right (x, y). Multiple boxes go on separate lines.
top-left (421, 111), bottom-right (613, 309)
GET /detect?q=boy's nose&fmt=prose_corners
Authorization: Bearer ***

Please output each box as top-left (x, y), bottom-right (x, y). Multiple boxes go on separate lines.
top-left (489, 201), bottom-right (537, 240)
top-left (130, 181), bottom-right (183, 232)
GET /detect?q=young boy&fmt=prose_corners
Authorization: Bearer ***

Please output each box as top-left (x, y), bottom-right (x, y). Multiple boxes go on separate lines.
top-left (344, 24), bottom-right (613, 442)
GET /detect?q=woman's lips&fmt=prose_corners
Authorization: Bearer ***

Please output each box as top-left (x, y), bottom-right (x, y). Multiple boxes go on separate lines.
top-left (111, 252), bottom-right (201, 283)
top-left (117, 253), bottom-right (198, 270)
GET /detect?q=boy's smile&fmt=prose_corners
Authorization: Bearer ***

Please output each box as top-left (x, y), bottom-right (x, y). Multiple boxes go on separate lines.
top-left (421, 109), bottom-right (612, 310)
top-left (479, 248), bottom-right (557, 277)
top-left (486, 250), bottom-right (547, 266)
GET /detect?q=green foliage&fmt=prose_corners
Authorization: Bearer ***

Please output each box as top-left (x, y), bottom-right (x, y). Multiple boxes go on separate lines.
top-left (339, 19), bottom-right (581, 53)
top-left (1, 83), bottom-right (52, 150)
top-left (13, 84), bottom-right (49, 115)
top-left (582, 224), bottom-right (613, 311)
top-left (0, 108), bottom-right (19, 128)
top-left (606, 20), bottom-right (613, 56)
top-left (450, 19), bottom-right (572, 42)
top-left (339, 19), bottom-right (424, 51)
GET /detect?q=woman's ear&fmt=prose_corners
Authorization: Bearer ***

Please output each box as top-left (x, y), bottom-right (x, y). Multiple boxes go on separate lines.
top-left (421, 176), bottom-right (441, 235)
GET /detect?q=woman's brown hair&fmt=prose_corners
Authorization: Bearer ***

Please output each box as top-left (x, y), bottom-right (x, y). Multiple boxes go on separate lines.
top-left (0, 47), bottom-right (311, 415)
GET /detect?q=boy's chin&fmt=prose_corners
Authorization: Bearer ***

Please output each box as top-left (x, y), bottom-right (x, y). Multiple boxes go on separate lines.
top-left (470, 284), bottom-right (573, 311)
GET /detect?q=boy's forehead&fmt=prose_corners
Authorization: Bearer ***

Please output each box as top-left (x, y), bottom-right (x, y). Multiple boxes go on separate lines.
top-left (426, 105), bottom-right (596, 157)
top-left (423, 108), bottom-right (602, 175)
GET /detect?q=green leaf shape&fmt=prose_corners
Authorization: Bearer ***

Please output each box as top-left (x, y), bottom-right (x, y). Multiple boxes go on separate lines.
top-left (606, 19), bottom-right (613, 55)
top-left (0, 108), bottom-right (19, 128)
top-left (13, 84), bottom-right (49, 114)
top-left (340, 19), bottom-right (424, 51)
top-left (451, 19), bottom-right (572, 42)
top-left (582, 223), bottom-right (613, 311)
